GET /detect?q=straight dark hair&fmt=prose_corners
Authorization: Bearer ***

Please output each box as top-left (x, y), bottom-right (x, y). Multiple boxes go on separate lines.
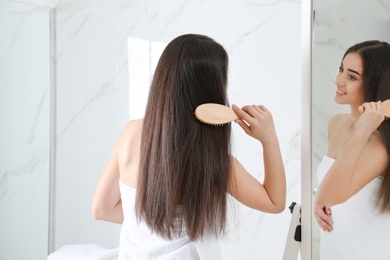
top-left (343, 40), bottom-right (390, 213)
top-left (136, 34), bottom-right (231, 240)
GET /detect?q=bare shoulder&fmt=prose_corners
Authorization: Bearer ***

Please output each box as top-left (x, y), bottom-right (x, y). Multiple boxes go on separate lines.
top-left (328, 113), bottom-right (347, 130)
top-left (123, 118), bottom-right (143, 133)
top-left (327, 114), bottom-right (352, 157)
top-left (119, 119), bottom-right (143, 139)
top-left (116, 119), bottom-right (143, 153)
top-left (327, 114), bottom-right (346, 139)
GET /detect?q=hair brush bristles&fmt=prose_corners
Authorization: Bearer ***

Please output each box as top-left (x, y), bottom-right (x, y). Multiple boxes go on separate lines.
top-left (194, 116), bottom-right (226, 127)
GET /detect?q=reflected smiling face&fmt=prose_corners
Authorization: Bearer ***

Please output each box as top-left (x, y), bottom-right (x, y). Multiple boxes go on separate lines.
top-left (334, 52), bottom-right (365, 107)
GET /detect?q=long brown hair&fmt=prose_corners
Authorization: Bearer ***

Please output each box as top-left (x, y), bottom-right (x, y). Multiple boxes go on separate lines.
top-left (344, 40), bottom-right (390, 212)
top-left (136, 34), bottom-right (231, 240)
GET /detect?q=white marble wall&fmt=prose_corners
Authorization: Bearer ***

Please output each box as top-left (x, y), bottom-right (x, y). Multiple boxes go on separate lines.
top-left (312, 0), bottom-right (390, 259)
top-left (0, 1), bottom-right (51, 259)
top-left (2, 0), bottom-right (302, 259)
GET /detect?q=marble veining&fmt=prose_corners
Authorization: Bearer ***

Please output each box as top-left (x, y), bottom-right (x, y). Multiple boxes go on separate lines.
top-left (0, 147), bottom-right (49, 201)
top-left (26, 91), bottom-right (48, 144)
top-left (56, 76), bottom-right (117, 140)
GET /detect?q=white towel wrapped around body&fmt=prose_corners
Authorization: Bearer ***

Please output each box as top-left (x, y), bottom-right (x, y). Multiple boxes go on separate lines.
top-left (316, 155), bottom-right (390, 260)
top-left (118, 180), bottom-right (221, 260)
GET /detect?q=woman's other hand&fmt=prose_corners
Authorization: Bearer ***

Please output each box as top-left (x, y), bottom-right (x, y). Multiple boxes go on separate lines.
top-left (314, 203), bottom-right (333, 232)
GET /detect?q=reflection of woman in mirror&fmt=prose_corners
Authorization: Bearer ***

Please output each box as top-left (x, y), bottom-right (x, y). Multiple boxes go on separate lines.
top-left (92, 34), bottom-right (286, 259)
top-left (315, 40), bottom-right (390, 259)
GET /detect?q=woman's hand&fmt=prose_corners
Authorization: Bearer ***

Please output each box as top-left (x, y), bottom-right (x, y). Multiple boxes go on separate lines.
top-left (356, 101), bottom-right (385, 137)
top-left (232, 104), bottom-right (277, 145)
top-left (314, 203), bottom-right (333, 232)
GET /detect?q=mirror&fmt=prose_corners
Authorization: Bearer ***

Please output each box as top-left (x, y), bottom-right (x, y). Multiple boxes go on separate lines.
top-left (0, 0), bottom-right (52, 259)
top-left (311, 0), bottom-right (390, 259)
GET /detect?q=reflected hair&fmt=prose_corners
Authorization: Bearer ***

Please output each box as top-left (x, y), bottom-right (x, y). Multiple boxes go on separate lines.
top-left (344, 40), bottom-right (390, 213)
top-left (136, 34), bottom-right (231, 240)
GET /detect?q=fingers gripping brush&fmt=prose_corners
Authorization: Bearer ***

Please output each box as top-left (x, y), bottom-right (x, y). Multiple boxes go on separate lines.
top-left (358, 99), bottom-right (390, 119)
top-left (194, 103), bottom-right (239, 126)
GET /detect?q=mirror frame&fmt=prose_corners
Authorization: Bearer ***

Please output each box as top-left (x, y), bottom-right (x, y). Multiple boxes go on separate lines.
top-left (49, 8), bottom-right (56, 255)
top-left (301, 0), bottom-right (313, 259)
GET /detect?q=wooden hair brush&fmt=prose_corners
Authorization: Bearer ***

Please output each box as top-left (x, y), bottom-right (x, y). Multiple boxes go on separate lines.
top-left (358, 99), bottom-right (390, 118)
top-left (194, 103), bottom-right (239, 125)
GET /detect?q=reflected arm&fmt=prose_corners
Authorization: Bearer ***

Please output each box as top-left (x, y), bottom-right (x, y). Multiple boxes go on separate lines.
top-left (316, 112), bottom-right (387, 207)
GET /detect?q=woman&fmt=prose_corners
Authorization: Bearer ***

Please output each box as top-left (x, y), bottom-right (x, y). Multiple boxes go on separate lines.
top-left (315, 40), bottom-right (390, 259)
top-left (92, 34), bottom-right (286, 259)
